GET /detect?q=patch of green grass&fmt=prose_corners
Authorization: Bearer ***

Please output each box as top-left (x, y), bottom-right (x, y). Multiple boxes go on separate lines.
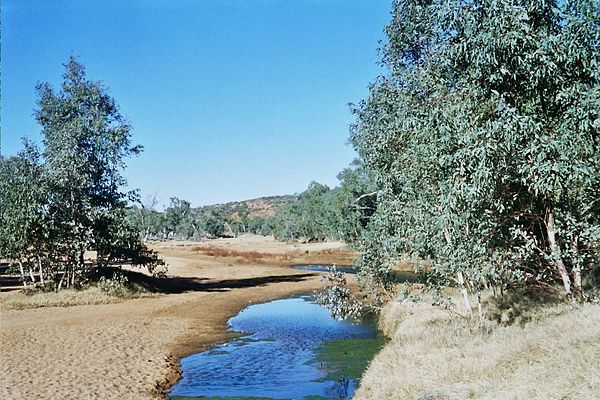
top-left (314, 337), bottom-right (387, 381)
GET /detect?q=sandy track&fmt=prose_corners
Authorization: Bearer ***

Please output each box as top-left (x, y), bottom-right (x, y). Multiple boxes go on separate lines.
top-left (0, 236), bottom-right (354, 400)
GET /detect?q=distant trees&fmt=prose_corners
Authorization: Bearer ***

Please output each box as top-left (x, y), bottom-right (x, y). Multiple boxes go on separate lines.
top-left (0, 57), bottom-right (162, 289)
top-left (127, 199), bottom-right (252, 240)
top-left (122, 160), bottom-right (377, 244)
top-left (128, 194), bottom-right (163, 241)
top-left (351, 0), bottom-right (600, 308)
top-left (273, 161), bottom-right (377, 242)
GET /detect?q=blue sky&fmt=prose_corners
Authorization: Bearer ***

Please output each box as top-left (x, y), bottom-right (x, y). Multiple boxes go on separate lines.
top-left (2, 0), bottom-right (390, 207)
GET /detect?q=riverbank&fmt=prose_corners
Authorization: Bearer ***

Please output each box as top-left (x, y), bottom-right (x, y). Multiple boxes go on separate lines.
top-left (355, 295), bottom-right (600, 399)
top-left (0, 235), bottom-right (355, 400)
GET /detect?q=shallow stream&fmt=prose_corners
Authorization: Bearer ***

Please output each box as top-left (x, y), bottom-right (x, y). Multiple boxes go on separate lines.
top-left (168, 295), bottom-right (382, 400)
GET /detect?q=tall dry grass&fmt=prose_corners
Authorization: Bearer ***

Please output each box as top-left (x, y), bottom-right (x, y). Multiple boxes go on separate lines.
top-left (356, 296), bottom-right (600, 399)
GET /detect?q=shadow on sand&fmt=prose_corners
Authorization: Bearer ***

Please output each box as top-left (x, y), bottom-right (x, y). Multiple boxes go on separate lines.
top-left (132, 271), bottom-right (317, 294)
top-left (0, 262), bottom-right (316, 295)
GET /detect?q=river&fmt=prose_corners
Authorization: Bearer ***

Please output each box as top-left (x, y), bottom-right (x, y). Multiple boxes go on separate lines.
top-left (169, 295), bottom-right (382, 400)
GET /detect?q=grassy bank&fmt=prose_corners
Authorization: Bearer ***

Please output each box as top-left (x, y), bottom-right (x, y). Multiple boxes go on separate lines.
top-left (1, 285), bottom-right (155, 309)
top-left (355, 296), bottom-right (600, 399)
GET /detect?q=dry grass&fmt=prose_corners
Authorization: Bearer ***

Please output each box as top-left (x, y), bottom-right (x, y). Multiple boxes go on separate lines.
top-left (1, 286), bottom-right (154, 310)
top-left (190, 243), bottom-right (356, 265)
top-left (191, 245), bottom-right (267, 263)
top-left (356, 296), bottom-right (600, 400)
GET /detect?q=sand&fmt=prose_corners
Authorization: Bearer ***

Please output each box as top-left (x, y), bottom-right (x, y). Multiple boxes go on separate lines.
top-left (0, 235), bottom-right (355, 400)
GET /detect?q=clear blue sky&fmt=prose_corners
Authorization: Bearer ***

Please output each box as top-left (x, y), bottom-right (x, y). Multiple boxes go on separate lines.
top-left (2, 0), bottom-right (390, 207)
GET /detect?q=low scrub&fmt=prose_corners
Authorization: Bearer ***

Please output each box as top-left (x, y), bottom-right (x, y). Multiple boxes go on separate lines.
top-left (355, 293), bottom-right (600, 399)
top-left (3, 286), bottom-right (153, 309)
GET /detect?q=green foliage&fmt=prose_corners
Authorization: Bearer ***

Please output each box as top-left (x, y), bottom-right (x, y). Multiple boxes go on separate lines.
top-left (0, 142), bottom-right (51, 285)
top-left (351, 0), bottom-right (600, 308)
top-left (315, 267), bottom-right (367, 320)
top-left (273, 161), bottom-right (377, 243)
top-left (1, 57), bottom-right (162, 289)
top-left (98, 270), bottom-right (130, 297)
top-left (0, 143), bottom-right (46, 257)
top-left (126, 168), bottom-right (375, 244)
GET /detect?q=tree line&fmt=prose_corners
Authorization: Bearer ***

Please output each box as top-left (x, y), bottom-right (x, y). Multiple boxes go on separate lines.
top-left (125, 159), bottom-right (377, 244)
top-left (0, 58), bottom-right (162, 290)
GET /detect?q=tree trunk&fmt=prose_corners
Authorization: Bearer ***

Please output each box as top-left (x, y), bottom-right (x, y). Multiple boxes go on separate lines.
top-left (476, 291), bottom-right (484, 321)
top-left (57, 269), bottom-right (67, 290)
top-left (72, 257), bottom-right (79, 287)
top-left (443, 228), bottom-right (473, 317)
top-left (65, 267), bottom-right (70, 289)
top-left (18, 261), bottom-right (27, 287)
top-left (28, 262), bottom-right (36, 284)
top-left (37, 255), bottom-right (45, 286)
top-left (224, 221), bottom-right (234, 237)
top-left (571, 236), bottom-right (583, 297)
top-left (78, 250), bottom-right (85, 282)
top-left (456, 270), bottom-right (473, 317)
top-left (545, 205), bottom-right (572, 295)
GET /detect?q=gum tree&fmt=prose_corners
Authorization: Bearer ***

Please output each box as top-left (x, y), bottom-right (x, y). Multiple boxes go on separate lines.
top-left (351, 0), bottom-right (599, 310)
top-left (35, 57), bottom-right (143, 286)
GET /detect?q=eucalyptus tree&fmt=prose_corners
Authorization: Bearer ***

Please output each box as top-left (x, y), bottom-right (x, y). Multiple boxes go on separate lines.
top-left (296, 182), bottom-right (332, 241)
top-left (164, 197), bottom-right (193, 238)
top-left (332, 160), bottom-right (378, 243)
top-left (35, 57), bottom-right (142, 286)
top-left (0, 142), bottom-right (50, 286)
top-left (128, 194), bottom-right (163, 241)
top-left (351, 0), bottom-right (599, 310)
top-left (273, 201), bottom-right (302, 241)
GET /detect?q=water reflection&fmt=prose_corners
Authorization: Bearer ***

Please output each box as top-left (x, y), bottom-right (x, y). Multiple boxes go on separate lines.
top-left (169, 296), bottom-right (377, 400)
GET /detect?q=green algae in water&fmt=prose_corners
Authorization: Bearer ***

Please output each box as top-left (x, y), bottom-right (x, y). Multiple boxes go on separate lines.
top-left (171, 396), bottom-right (291, 400)
top-left (314, 337), bottom-right (386, 381)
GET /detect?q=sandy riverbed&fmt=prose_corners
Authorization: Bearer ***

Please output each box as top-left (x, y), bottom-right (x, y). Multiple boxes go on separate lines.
top-left (0, 235), bottom-right (355, 400)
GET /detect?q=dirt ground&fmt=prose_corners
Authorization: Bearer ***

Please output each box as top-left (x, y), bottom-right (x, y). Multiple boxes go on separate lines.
top-left (0, 235), bottom-right (355, 400)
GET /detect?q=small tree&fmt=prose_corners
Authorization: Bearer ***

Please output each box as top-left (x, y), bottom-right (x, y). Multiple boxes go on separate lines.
top-left (35, 57), bottom-right (143, 287)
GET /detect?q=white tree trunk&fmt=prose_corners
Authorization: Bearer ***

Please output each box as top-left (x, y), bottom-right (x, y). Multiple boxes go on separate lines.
top-left (545, 206), bottom-right (572, 295)
top-left (571, 236), bottom-right (583, 297)
top-left (457, 270), bottom-right (473, 316)
top-left (477, 291), bottom-right (484, 321)
top-left (37, 256), bottom-right (45, 286)
top-left (58, 268), bottom-right (66, 290)
top-left (443, 228), bottom-right (473, 317)
top-left (28, 263), bottom-right (36, 284)
top-left (18, 261), bottom-right (27, 287)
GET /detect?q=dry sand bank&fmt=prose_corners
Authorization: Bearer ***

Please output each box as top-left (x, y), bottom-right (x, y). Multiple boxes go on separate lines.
top-left (0, 235), bottom-right (355, 400)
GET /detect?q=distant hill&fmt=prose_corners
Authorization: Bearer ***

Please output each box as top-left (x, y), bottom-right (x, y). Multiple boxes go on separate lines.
top-left (199, 195), bottom-right (295, 218)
